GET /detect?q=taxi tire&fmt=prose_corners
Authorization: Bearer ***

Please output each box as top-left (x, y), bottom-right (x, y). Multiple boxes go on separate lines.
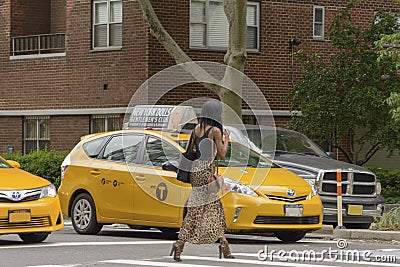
top-left (71, 193), bottom-right (103, 235)
top-left (274, 230), bottom-right (306, 242)
top-left (18, 232), bottom-right (49, 243)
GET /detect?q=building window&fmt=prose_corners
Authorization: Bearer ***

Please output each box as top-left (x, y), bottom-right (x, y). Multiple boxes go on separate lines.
top-left (24, 116), bottom-right (50, 154)
top-left (374, 11), bottom-right (400, 47)
top-left (90, 114), bottom-right (120, 133)
top-left (93, 0), bottom-right (122, 49)
top-left (313, 6), bottom-right (325, 40)
top-left (190, 0), bottom-right (259, 50)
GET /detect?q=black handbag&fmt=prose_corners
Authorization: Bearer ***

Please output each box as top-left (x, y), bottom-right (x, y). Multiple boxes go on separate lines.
top-left (177, 131), bottom-right (195, 183)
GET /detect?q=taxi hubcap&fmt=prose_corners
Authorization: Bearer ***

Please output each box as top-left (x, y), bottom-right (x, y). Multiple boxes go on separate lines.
top-left (74, 199), bottom-right (92, 229)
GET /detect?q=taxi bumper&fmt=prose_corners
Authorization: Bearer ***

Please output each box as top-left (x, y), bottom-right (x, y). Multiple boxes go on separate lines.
top-left (0, 196), bottom-right (64, 234)
top-left (222, 193), bottom-right (323, 232)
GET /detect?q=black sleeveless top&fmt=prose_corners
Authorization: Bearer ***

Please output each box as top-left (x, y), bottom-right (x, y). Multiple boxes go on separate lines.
top-left (193, 126), bottom-right (215, 160)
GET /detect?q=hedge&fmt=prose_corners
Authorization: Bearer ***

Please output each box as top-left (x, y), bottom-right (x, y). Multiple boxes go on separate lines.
top-left (2, 149), bottom-right (68, 188)
top-left (368, 167), bottom-right (400, 204)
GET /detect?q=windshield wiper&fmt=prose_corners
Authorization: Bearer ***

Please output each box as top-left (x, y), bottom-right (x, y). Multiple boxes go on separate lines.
top-left (264, 150), bottom-right (321, 157)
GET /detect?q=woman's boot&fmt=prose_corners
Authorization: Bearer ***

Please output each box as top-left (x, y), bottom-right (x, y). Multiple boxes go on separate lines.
top-left (170, 240), bottom-right (185, 262)
top-left (219, 240), bottom-right (235, 259)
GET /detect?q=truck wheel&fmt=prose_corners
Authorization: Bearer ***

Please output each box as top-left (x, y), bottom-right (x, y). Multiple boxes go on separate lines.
top-left (275, 231), bottom-right (306, 242)
top-left (18, 232), bottom-right (49, 243)
top-left (344, 223), bottom-right (371, 229)
top-left (71, 193), bottom-right (103, 235)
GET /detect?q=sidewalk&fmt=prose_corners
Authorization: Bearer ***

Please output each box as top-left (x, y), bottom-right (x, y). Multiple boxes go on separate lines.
top-left (308, 224), bottom-right (400, 242)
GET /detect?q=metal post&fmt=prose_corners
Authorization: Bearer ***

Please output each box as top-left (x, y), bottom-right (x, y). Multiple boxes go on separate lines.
top-left (336, 169), bottom-right (344, 229)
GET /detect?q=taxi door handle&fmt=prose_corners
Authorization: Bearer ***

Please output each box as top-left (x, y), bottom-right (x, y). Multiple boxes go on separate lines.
top-left (91, 169), bottom-right (101, 176)
top-left (135, 175), bottom-right (146, 182)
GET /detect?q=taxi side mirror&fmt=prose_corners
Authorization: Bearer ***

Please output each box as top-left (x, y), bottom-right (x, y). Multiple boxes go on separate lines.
top-left (7, 160), bottom-right (21, 168)
top-left (162, 160), bottom-right (178, 172)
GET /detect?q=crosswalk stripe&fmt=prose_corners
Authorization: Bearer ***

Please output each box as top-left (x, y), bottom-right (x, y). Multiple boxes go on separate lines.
top-left (164, 255), bottom-right (338, 267)
top-left (100, 259), bottom-right (221, 267)
top-left (0, 241), bottom-right (173, 250)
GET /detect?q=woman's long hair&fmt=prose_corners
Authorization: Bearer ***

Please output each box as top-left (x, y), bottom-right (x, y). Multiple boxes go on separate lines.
top-left (198, 99), bottom-right (223, 134)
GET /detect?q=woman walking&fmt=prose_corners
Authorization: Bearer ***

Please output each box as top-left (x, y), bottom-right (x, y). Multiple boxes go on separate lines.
top-left (170, 99), bottom-right (234, 262)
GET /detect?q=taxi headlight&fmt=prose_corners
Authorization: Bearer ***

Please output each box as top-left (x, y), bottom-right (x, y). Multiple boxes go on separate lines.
top-left (224, 178), bottom-right (257, 196)
top-left (305, 179), bottom-right (318, 197)
top-left (40, 184), bottom-right (57, 198)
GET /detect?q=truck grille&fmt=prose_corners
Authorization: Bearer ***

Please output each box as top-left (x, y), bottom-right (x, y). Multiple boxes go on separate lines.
top-left (319, 171), bottom-right (376, 196)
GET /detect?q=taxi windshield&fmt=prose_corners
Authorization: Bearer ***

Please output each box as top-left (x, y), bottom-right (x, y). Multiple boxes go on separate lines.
top-left (0, 158), bottom-right (11, 168)
top-left (177, 140), bottom-right (276, 168)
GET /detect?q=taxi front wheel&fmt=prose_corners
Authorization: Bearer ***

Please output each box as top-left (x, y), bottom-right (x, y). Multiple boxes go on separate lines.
top-left (275, 231), bottom-right (306, 242)
top-left (71, 193), bottom-right (103, 235)
top-left (19, 232), bottom-right (49, 243)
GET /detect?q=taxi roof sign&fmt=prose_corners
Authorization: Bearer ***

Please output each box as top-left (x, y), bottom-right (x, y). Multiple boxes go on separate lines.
top-left (124, 105), bottom-right (198, 130)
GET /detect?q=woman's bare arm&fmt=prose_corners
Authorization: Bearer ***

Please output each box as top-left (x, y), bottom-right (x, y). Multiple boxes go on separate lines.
top-left (212, 128), bottom-right (229, 159)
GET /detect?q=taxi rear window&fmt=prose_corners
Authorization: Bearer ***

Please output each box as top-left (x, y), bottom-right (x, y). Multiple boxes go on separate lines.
top-left (83, 137), bottom-right (108, 158)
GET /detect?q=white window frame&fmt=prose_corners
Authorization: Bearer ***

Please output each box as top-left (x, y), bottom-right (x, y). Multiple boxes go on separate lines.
top-left (23, 116), bottom-right (50, 154)
top-left (189, 0), bottom-right (260, 51)
top-left (313, 6), bottom-right (325, 40)
top-left (90, 114), bottom-right (120, 133)
top-left (92, 0), bottom-right (122, 50)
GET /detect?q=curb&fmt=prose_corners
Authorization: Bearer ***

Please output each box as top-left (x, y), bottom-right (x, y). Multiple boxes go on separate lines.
top-left (333, 229), bottom-right (400, 242)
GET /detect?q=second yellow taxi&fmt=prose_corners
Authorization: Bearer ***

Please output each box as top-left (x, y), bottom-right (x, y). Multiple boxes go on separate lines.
top-left (0, 156), bottom-right (64, 243)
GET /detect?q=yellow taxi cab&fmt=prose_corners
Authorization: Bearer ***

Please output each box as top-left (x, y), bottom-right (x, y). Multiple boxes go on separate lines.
top-left (0, 156), bottom-right (64, 243)
top-left (59, 126), bottom-right (323, 242)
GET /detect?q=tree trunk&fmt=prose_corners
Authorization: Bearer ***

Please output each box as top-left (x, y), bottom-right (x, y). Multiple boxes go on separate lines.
top-left (138, 0), bottom-right (248, 120)
top-left (221, 0), bottom-right (247, 120)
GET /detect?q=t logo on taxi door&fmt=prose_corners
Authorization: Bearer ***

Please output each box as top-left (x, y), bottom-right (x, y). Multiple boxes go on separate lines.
top-left (156, 183), bottom-right (168, 201)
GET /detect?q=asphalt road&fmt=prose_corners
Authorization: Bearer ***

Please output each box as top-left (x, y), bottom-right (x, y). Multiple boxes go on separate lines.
top-left (0, 222), bottom-right (399, 267)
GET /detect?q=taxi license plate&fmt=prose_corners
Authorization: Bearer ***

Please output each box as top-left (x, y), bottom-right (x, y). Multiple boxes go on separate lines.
top-left (284, 204), bottom-right (303, 217)
top-left (8, 209), bottom-right (31, 223)
top-left (347, 205), bottom-right (363, 215)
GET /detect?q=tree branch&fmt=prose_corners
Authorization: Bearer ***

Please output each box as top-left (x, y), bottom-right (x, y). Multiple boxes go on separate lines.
top-left (137, 0), bottom-right (222, 95)
top-left (357, 142), bottom-right (380, 166)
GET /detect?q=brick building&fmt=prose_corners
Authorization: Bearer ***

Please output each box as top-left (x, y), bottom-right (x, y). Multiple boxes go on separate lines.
top-left (0, 0), bottom-right (399, 163)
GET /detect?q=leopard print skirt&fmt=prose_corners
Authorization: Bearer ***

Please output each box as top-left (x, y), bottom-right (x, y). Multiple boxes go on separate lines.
top-left (178, 159), bottom-right (226, 244)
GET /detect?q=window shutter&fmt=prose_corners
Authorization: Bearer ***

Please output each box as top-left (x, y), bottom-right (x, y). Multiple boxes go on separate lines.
top-left (247, 5), bottom-right (256, 26)
top-left (191, 1), bottom-right (205, 22)
top-left (95, 2), bottom-right (108, 24)
top-left (110, 1), bottom-right (122, 23)
top-left (190, 1), bottom-right (206, 47)
top-left (247, 27), bottom-right (257, 49)
top-left (110, 23), bottom-right (122, 46)
top-left (190, 24), bottom-right (206, 46)
top-left (208, 2), bottom-right (229, 48)
top-left (94, 25), bottom-right (108, 47)
top-left (247, 5), bottom-right (258, 49)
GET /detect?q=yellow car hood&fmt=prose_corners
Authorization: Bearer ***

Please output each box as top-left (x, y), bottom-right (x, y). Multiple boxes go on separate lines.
top-left (0, 168), bottom-right (49, 190)
top-left (221, 166), bottom-right (312, 197)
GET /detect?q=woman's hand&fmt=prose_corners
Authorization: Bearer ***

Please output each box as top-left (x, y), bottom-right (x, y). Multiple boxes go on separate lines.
top-left (224, 129), bottom-right (230, 139)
